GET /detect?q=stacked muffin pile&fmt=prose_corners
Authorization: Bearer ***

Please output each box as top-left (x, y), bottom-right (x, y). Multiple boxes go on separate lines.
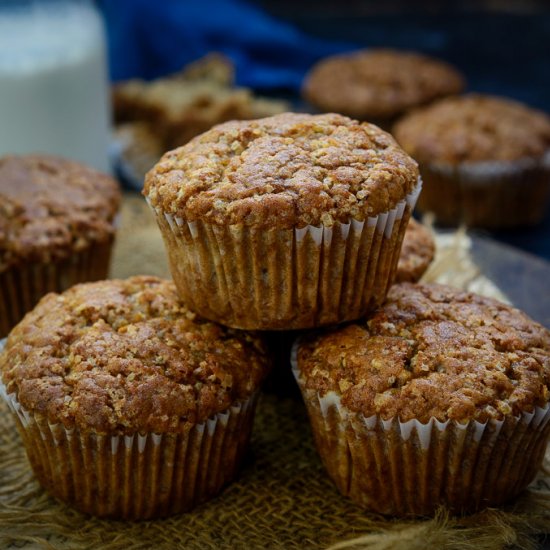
top-left (0, 111), bottom-right (549, 521)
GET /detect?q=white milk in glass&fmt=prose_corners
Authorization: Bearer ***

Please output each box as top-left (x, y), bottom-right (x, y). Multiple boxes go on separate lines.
top-left (0, 0), bottom-right (111, 172)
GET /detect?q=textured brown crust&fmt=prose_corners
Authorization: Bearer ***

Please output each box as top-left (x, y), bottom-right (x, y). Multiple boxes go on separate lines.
top-left (144, 112), bottom-right (419, 229)
top-left (302, 49), bottom-right (465, 120)
top-left (0, 276), bottom-right (269, 434)
top-left (395, 219), bottom-right (435, 283)
top-left (394, 94), bottom-right (550, 164)
top-left (0, 155), bottom-right (121, 271)
top-left (298, 282), bottom-right (550, 423)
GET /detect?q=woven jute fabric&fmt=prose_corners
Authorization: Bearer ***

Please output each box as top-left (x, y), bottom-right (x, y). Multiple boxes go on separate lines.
top-left (0, 392), bottom-right (549, 550)
top-left (0, 193), bottom-right (549, 549)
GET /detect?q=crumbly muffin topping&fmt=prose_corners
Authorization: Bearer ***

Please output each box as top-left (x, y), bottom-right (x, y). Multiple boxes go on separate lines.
top-left (144, 113), bottom-right (418, 229)
top-left (0, 276), bottom-right (269, 434)
top-left (298, 283), bottom-right (550, 423)
top-left (394, 94), bottom-right (550, 164)
top-left (395, 219), bottom-right (435, 283)
top-left (0, 155), bottom-right (121, 271)
top-left (303, 49), bottom-right (465, 120)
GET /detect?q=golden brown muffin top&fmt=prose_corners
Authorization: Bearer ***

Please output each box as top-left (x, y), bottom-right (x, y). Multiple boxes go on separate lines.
top-left (395, 219), bottom-right (435, 283)
top-left (0, 276), bottom-right (269, 435)
top-left (302, 49), bottom-right (465, 120)
top-left (0, 155), bottom-right (121, 272)
top-left (394, 94), bottom-right (550, 164)
top-left (144, 113), bottom-right (419, 229)
top-left (297, 283), bottom-right (550, 423)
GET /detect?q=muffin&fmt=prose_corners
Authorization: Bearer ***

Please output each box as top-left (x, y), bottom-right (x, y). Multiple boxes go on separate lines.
top-left (302, 49), bottom-right (465, 129)
top-left (113, 53), bottom-right (289, 151)
top-left (144, 112), bottom-right (421, 330)
top-left (0, 154), bottom-right (121, 337)
top-left (0, 276), bottom-right (269, 519)
top-left (395, 218), bottom-right (435, 283)
top-left (393, 94), bottom-right (550, 227)
top-left (293, 282), bottom-right (550, 516)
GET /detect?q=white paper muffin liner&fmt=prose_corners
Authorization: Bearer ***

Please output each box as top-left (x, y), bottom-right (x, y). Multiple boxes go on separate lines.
top-left (146, 179), bottom-right (421, 330)
top-left (0, 237), bottom-right (114, 338)
top-left (417, 151), bottom-right (550, 227)
top-left (291, 341), bottom-right (550, 516)
top-left (0, 339), bottom-right (258, 519)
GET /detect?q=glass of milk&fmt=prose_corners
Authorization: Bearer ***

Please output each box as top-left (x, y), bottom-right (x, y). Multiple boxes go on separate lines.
top-left (0, 0), bottom-right (111, 172)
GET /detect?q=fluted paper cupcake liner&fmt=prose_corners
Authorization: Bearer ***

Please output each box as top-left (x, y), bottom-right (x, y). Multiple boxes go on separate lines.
top-left (0, 238), bottom-right (114, 338)
top-left (0, 345), bottom-right (258, 519)
top-left (291, 345), bottom-right (550, 516)
top-left (147, 179), bottom-right (421, 330)
top-left (417, 152), bottom-right (550, 228)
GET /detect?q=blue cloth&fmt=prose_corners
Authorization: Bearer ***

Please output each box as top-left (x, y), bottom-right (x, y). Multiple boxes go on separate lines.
top-left (97, 0), bottom-right (352, 88)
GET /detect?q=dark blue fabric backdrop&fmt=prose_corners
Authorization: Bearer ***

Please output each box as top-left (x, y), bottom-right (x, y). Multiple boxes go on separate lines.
top-left (98, 0), bottom-right (352, 88)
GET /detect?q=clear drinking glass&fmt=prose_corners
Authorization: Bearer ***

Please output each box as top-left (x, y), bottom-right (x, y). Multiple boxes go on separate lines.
top-left (0, 0), bottom-right (111, 172)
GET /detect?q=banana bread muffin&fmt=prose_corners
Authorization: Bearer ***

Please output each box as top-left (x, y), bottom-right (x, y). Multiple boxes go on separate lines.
top-left (302, 49), bottom-right (465, 128)
top-left (0, 276), bottom-right (269, 519)
top-left (144, 112), bottom-right (420, 330)
top-left (113, 54), bottom-right (288, 151)
top-left (293, 282), bottom-right (550, 516)
top-left (0, 154), bottom-right (121, 337)
top-left (395, 218), bottom-right (435, 283)
top-left (394, 94), bottom-right (550, 227)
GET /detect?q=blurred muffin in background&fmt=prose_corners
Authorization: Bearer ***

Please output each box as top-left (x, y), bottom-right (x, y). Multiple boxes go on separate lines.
top-left (0, 154), bottom-right (120, 337)
top-left (395, 218), bottom-right (435, 283)
top-left (394, 94), bottom-right (550, 227)
top-left (113, 53), bottom-right (289, 179)
top-left (302, 49), bottom-right (464, 129)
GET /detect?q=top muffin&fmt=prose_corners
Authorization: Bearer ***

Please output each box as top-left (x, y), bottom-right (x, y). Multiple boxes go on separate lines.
top-left (0, 155), bottom-right (121, 271)
top-left (393, 94), bottom-right (550, 164)
top-left (297, 283), bottom-right (550, 423)
top-left (144, 113), bottom-right (418, 229)
top-left (0, 276), bottom-right (269, 434)
top-left (302, 49), bottom-right (465, 120)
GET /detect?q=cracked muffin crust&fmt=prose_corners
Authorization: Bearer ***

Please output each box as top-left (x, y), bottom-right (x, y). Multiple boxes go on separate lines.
top-left (0, 154), bottom-right (120, 270)
top-left (0, 276), bottom-right (269, 434)
top-left (395, 219), bottom-right (435, 283)
top-left (393, 94), bottom-right (550, 164)
top-left (297, 282), bottom-right (550, 423)
top-left (302, 49), bottom-right (465, 121)
top-left (144, 112), bottom-right (419, 229)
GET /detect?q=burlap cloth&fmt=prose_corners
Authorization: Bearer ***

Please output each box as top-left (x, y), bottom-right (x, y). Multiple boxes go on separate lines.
top-left (0, 194), bottom-right (548, 550)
